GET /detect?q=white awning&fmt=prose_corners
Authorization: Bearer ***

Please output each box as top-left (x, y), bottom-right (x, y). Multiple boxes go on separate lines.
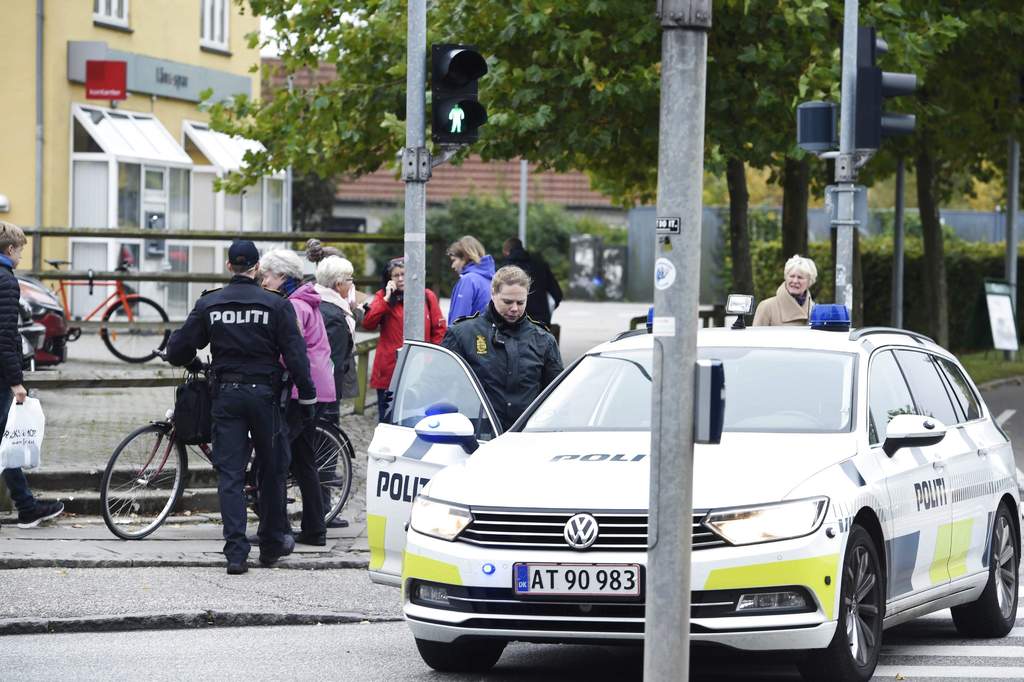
top-left (183, 121), bottom-right (279, 176)
top-left (73, 104), bottom-right (191, 166)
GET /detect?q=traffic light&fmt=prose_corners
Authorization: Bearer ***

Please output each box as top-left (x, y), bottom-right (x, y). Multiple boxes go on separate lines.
top-left (854, 26), bottom-right (917, 151)
top-left (431, 44), bottom-right (488, 144)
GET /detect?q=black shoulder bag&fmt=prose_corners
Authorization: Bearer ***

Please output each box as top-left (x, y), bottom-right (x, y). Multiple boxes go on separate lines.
top-left (174, 376), bottom-right (213, 445)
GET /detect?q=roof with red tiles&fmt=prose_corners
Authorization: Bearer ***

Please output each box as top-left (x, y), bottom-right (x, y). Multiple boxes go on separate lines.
top-left (262, 58), bottom-right (616, 209)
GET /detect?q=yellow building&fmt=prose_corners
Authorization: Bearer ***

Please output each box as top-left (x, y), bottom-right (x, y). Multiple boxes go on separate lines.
top-left (0, 0), bottom-right (282, 318)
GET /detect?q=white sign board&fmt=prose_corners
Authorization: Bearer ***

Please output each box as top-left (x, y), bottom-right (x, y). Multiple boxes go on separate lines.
top-left (986, 293), bottom-right (1019, 351)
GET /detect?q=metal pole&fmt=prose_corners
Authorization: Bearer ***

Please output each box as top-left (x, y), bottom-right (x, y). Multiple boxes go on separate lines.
top-left (286, 75), bottom-right (294, 232)
top-left (1005, 137), bottom-right (1020, 360)
top-left (645, 1), bottom-right (710, 680)
top-left (33, 0), bottom-right (44, 271)
top-left (518, 159), bottom-right (528, 247)
top-left (891, 157), bottom-right (905, 328)
top-left (402, 0), bottom-right (427, 341)
top-left (833, 0), bottom-right (860, 314)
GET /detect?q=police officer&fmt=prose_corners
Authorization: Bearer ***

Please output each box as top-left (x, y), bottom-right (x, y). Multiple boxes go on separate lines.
top-left (442, 265), bottom-right (563, 431)
top-left (166, 240), bottom-right (316, 574)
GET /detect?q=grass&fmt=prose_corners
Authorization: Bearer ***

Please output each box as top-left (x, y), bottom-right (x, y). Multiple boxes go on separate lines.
top-left (959, 351), bottom-right (1024, 386)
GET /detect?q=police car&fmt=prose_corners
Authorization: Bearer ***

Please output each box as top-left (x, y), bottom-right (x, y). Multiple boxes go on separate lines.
top-left (365, 310), bottom-right (1020, 681)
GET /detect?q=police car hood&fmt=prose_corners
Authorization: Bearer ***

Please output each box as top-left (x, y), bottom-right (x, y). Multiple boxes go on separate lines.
top-left (425, 431), bottom-right (857, 509)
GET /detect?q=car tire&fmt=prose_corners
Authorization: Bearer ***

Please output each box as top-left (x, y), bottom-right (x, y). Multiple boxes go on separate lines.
top-left (798, 524), bottom-right (884, 682)
top-left (414, 637), bottom-right (506, 673)
top-left (951, 501), bottom-right (1020, 637)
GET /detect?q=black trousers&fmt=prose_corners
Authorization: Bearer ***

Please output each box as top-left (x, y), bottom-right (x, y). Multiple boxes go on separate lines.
top-left (211, 382), bottom-right (291, 563)
top-left (286, 401), bottom-right (327, 540)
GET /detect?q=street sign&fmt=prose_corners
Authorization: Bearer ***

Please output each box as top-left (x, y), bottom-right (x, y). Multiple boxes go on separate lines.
top-left (985, 280), bottom-right (1019, 352)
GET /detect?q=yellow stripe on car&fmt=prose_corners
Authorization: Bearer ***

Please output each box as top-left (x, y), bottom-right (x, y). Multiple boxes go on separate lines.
top-left (402, 551), bottom-right (463, 586)
top-left (704, 554), bottom-right (840, 620)
top-left (930, 519), bottom-right (974, 584)
top-left (368, 514), bottom-right (387, 571)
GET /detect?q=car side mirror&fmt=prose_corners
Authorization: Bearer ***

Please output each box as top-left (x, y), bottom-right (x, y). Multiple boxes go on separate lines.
top-left (883, 414), bottom-right (946, 457)
top-left (414, 411), bottom-right (479, 454)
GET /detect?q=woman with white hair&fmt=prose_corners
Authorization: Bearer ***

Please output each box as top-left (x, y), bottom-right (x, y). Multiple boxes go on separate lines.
top-left (260, 249), bottom-right (335, 545)
top-left (314, 255), bottom-right (358, 407)
top-left (752, 254), bottom-right (817, 326)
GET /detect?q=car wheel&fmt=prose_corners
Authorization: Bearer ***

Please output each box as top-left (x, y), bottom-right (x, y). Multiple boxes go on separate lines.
top-left (951, 501), bottom-right (1020, 637)
top-left (414, 637), bottom-right (506, 673)
top-left (798, 524), bottom-right (883, 682)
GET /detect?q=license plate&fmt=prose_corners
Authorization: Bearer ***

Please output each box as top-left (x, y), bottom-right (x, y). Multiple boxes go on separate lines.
top-left (514, 563), bottom-right (641, 597)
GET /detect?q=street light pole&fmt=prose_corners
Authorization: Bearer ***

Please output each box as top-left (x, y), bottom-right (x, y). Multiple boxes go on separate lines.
top-left (402, 0), bottom-right (427, 341)
top-left (644, 1), bottom-right (710, 680)
top-left (834, 0), bottom-right (860, 314)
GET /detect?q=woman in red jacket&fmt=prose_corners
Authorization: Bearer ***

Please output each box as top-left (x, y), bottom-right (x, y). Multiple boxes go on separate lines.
top-left (362, 258), bottom-right (446, 421)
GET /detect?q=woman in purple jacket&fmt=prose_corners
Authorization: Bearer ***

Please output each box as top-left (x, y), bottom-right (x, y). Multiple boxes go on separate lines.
top-left (446, 235), bottom-right (495, 323)
top-left (259, 249), bottom-right (336, 546)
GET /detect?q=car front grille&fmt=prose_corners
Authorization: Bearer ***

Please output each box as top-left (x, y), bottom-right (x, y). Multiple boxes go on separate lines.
top-left (457, 508), bottom-right (727, 552)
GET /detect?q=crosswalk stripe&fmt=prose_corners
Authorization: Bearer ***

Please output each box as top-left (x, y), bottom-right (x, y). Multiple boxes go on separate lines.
top-left (996, 408), bottom-right (1016, 426)
top-left (880, 644), bottom-right (1024, 657)
top-left (873, 665), bottom-right (1024, 679)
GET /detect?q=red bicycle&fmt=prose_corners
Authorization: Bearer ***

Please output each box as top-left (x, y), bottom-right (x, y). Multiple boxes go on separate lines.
top-left (46, 258), bottom-right (170, 363)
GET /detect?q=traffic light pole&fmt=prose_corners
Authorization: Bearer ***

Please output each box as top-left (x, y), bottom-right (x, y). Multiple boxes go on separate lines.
top-left (834, 0), bottom-right (860, 314)
top-left (644, 1), bottom-right (710, 680)
top-left (402, 0), bottom-right (427, 342)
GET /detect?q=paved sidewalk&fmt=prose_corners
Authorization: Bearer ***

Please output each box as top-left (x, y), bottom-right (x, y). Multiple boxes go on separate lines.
top-left (0, 514), bottom-right (370, 570)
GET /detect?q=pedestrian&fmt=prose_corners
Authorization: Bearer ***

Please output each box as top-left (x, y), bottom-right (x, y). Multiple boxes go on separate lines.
top-left (0, 221), bottom-right (64, 529)
top-left (362, 257), bottom-right (446, 422)
top-left (306, 240), bottom-right (367, 396)
top-left (259, 249), bottom-right (336, 547)
top-left (446, 235), bottom-right (495, 323)
top-left (501, 237), bottom-right (563, 325)
top-left (752, 254), bottom-right (817, 327)
top-left (442, 265), bottom-right (563, 431)
top-left (165, 240), bottom-right (316, 574)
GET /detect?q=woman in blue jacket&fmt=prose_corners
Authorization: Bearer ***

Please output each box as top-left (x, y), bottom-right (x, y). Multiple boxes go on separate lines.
top-left (446, 235), bottom-right (495, 323)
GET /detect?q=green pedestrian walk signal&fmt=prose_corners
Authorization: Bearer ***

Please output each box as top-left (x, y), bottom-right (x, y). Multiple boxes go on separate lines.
top-left (431, 44), bottom-right (487, 144)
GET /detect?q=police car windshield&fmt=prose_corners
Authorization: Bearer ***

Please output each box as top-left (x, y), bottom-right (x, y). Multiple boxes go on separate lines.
top-left (522, 347), bottom-right (855, 433)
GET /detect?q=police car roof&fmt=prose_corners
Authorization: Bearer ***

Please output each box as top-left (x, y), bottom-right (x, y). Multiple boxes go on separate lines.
top-left (592, 325), bottom-right (951, 358)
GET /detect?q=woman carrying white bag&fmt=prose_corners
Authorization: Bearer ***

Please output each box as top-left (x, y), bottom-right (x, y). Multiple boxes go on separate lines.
top-left (0, 221), bottom-right (63, 529)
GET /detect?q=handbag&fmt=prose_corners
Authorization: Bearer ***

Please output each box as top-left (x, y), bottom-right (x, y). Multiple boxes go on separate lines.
top-left (0, 397), bottom-right (46, 470)
top-left (174, 377), bottom-right (212, 445)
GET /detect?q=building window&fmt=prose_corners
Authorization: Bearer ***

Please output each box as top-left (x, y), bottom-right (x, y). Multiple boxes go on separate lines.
top-left (93, 0), bottom-right (129, 29)
top-left (265, 178), bottom-right (285, 231)
top-left (201, 0), bottom-right (229, 51)
top-left (118, 163), bottom-right (141, 228)
top-left (169, 169), bottom-right (191, 229)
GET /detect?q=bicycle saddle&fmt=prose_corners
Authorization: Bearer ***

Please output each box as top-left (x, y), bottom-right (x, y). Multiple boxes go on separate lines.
top-left (46, 259), bottom-right (72, 268)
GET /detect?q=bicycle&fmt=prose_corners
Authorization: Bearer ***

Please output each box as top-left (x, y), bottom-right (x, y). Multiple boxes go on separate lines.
top-left (99, 376), bottom-right (355, 541)
top-left (45, 258), bottom-right (170, 363)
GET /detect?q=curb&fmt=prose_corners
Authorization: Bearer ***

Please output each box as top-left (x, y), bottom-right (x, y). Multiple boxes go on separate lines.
top-left (0, 555), bottom-right (370, 570)
top-left (0, 610), bottom-right (402, 637)
top-left (978, 375), bottom-right (1024, 392)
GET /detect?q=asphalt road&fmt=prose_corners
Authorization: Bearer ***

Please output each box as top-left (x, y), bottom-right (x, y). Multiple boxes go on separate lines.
top-left (978, 380), bottom-right (1024, 470)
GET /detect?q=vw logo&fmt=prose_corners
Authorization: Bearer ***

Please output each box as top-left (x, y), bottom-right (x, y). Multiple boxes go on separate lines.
top-left (563, 513), bottom-right (600, 550)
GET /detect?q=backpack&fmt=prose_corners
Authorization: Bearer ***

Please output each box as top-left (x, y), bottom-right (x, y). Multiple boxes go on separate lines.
top-left (174, 377), bottom-right (212, 445)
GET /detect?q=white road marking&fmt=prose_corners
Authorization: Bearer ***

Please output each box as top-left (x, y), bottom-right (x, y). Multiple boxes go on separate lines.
top-left (873, 665), bottom-right (1024, 679)
top-left (880, 644), bottom-right (1024, 658)
top-left (997, 408), bottom-right (1016, 426)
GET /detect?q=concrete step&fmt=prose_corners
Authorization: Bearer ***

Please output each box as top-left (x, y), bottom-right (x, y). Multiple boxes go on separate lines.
top-left (22, 466), bottom-right (219, 493)
top-left (39, 487), bottom-right (222, 517)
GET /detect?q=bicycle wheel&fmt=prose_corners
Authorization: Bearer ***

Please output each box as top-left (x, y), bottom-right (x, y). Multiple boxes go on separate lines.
top-left (100, 423), bottom-right (187, 540)
top-left (100, 295), bottom-right (170, 363)
top-left (286, 423), bottom-right (354, 524)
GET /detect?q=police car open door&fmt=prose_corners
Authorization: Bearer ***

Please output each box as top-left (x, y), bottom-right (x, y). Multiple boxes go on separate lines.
top-left (366, 341), bottom-right (501, 586)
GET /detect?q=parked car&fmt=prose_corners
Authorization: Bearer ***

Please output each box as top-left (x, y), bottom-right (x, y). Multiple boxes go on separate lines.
top-left (17, 275), bottom-right (68, 366)
top-left (18, 297), bottom-right (47, 370)
top-left (366, 310), bottom-right (1021, 682)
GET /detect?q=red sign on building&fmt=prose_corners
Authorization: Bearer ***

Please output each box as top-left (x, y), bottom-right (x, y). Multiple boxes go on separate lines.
top-left (85, 60), bottom-right (127, 100)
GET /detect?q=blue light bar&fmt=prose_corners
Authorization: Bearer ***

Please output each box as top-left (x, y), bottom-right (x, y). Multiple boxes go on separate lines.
top-left (646, 306), bottom-right (654, 333)
top-left (810, 304), bottom-right (850, 331)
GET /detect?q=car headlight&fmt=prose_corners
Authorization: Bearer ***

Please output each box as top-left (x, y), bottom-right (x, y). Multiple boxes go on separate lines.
top-left (410, 496), bottom-right (472, 541)
top-left (703, 497), bottom-right (829, 546)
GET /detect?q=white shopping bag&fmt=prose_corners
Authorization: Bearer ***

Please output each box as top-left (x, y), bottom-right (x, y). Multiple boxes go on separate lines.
top-left (0, 397), bottom-right (45, 471)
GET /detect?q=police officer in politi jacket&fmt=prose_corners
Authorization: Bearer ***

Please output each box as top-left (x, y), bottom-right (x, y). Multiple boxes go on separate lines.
top-left (166, 240), bottom-right (316, 574)
top-left (442, 265), bottom-right (563, 431)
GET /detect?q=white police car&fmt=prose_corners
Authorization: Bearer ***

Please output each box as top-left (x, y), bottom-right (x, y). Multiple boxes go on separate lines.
top-left (365, 311), bottom-right (1020, 681)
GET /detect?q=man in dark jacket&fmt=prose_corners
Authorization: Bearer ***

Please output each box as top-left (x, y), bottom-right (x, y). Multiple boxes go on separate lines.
top-left (0, 221), bottom-right (64, 528)
top-left (166, 240), bottom-right (316, 574)
top-left (502, 237), bottom-right (563, 325)
top-left (442, 265), bottom-right (563, 431)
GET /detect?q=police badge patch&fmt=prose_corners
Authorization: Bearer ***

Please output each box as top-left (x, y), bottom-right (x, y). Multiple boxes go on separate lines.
top-left (475, 335), bottom-right (487, 355)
